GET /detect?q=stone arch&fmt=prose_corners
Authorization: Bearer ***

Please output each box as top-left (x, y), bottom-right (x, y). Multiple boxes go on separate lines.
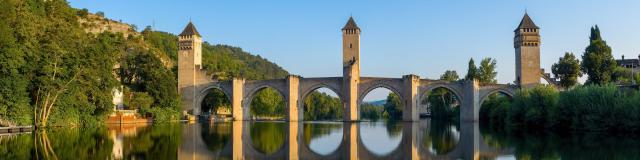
top-left (357, 83), bottom-right (406, 107)
top-left (299, 83), bottom-right (345, 121)
top-left (419, 84), bottom-right (464, 115)
top-left (243, 84), bottom-right (288, 118)
top-left (479, 88), bottom-right (515, 104)
top-left (196, 83), bottom-right (234, 115)
top-left (300, 83), bottom-right (344, 104)
top-left (419, 83), bottom-right (464, 104)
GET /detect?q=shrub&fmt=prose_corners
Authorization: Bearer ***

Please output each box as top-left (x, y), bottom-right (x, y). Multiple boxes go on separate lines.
top-left (148, 107), bottom-right (180, 122)
top-left (558, 84), bottom-right (639, 131)
top-left (508, 85), bottom-right (559, 128)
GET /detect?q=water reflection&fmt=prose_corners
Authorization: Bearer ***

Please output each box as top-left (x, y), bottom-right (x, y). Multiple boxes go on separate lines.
top-left (303, 122), bottom-right (343, 155)
top-left (249, 122), bottom-right (286, 155)
top-left (359, 121), bottom-right (403, 156)
top-left (422, 120), bottom-right (460, 155)
top-left (4, 120), bottom-right (639, 159)
top-left (200, 122), bottom-right (231, 154)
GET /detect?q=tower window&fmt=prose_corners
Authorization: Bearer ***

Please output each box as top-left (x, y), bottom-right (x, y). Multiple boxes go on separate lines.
top-left (349, 43), bottom-right (352, 48)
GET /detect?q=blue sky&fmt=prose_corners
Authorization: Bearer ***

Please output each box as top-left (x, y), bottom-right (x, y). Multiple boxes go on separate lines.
top-left (68, 0), bottom-right (640, 100)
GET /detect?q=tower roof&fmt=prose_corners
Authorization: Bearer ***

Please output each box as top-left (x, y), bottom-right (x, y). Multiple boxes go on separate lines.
top-left (515, 13), bottom-right (539, 31)
top-left (179, 22), bottom-right (201, 37)
top-left (342, 17), bottom-right (360, 30)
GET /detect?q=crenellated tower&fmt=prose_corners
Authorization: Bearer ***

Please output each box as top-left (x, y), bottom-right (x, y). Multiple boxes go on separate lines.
top-left (342, 17), bottom-right (361, 121)
top-left (514, 13), bottom-right (541, 87)
top-left (178, 21), bottom-right (204, 114)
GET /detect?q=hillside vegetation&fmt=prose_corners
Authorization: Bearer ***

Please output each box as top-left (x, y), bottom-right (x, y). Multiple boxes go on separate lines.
top-left (0, 0), bottom-right (298, 126)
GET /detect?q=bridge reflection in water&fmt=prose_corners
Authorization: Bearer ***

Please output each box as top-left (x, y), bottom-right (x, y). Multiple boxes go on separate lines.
top-left (178, 120), bottom-right (512, 160)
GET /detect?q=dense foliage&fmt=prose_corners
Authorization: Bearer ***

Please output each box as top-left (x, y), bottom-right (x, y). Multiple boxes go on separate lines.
top-left (581, 25), bottom-right (616, 85)
top-left (303, 91), bottom-right (342, 121)
top-left (250, 88), bottom-right (286, 118)
top-left (361, 92), bottom-right (403, 120)
top-left (552, 52), bottom-right (582, 88)
top-left (424, 88), bottom-right (460, 120)
top-left (465, 58), bottom-right (478, 81)
top-left (0, 0), bottom-right (300, 126)
top-left (464, 57), bottom-right (497, 84)
top-left (0, 0), bottom-right (127, 126)
top-left (481, 84), bottom-right (640, 132)
top-left (439, 70), bottom-right (459, 81)
top-left (361, 103), bottom-right (383, 120)
top-left (478, 58), bottom-right (498, 84)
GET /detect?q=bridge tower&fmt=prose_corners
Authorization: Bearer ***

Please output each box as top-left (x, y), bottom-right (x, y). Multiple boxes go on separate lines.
top-left (342, 17), bottom-right (361, 121)
top-left (514, 13), bottom-right (541, 87)
top-left (178, 21), bottom-right (204, 115)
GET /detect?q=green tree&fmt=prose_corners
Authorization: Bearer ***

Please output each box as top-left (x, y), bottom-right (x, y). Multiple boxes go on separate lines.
top-left (612, 66), bottom-right (633, 84)
top-left (303, 91), bottom-right (342, 120)
top-left (552, 52), bottom-right (582, 88)
top-left (383, 93), bottom-right (403, 120)
top-left (478, 58), bottom-right (498, 84)
top-left (250, 88), bottom-right (285, 118)
top-left (201, 89), bottom-right (231, 114)
top-left (465, 58), bottom-right (479, 81)
top-left (119, 46), bottom-right (180, 112)
top-left (581, 25), bottom-right (616, 85)
top-left (440, 70), bottom-right (459, 81)
top-left (360, 103), bottom-right (383, 121)
top-left (128, 92), bottom-right (153, 112)
top-left (426, 88), bottom-right (459, 119)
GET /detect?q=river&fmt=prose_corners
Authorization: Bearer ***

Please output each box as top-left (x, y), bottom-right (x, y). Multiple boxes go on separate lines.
top-left (1, 119), bottom-right (639, 159)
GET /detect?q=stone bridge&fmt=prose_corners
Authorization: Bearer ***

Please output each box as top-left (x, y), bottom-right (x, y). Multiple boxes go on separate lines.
top-left (178, 121), bottom-right (514, 159)
top-left (176, 17), bottom-right (532, 122)
top-left (182, 76), bottom-right (517, 122)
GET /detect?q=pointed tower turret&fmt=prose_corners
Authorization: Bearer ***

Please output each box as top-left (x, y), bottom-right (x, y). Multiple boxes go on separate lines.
top-left (179, 21), bottom-right (201, 37)
top-left (178, 21), bottom-right (203, 91)
top-left (514, 12), bottom-right (541, 87)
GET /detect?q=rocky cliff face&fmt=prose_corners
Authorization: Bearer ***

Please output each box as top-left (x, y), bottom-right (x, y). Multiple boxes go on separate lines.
top-left (78, 13), bottom-right (139, 38)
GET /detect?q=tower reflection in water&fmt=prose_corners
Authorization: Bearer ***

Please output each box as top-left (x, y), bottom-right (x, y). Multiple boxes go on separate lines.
top-left (176, 119), bottom-right (509, 160)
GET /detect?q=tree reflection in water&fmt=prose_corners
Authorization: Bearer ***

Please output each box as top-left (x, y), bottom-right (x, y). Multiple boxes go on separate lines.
top-left (422, 119), bottom-right (460, 155)
top-left (201, 122), bottom-right (232, 153)
top-left (0, 127), bottom-right (114, 159)
top-left (119, 123), bottom-right (182, 159)
top-left (250, 121), bottom-right (286, 154)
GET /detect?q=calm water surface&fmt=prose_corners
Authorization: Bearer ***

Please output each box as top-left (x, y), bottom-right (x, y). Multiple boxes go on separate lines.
top-left (1, 120), bottom-right (640, 159)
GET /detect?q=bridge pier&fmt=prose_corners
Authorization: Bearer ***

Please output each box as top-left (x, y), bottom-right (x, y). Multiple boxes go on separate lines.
top-left (461, 80), bottom-right (480, 122)
top-left (402, 75), bottom-right (420, 121)
top-left (231, 78), bottom-right (246, 121)
top-left (286, 76), bottom-right (301, 121)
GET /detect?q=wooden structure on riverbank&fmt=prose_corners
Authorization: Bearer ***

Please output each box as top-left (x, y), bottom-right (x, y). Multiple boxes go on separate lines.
top-left (0, 126), bottom-right (33, 134)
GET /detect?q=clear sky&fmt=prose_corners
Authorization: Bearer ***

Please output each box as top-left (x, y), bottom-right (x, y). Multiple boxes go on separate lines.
top-left (68, 0), bottom-right (640, 100)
